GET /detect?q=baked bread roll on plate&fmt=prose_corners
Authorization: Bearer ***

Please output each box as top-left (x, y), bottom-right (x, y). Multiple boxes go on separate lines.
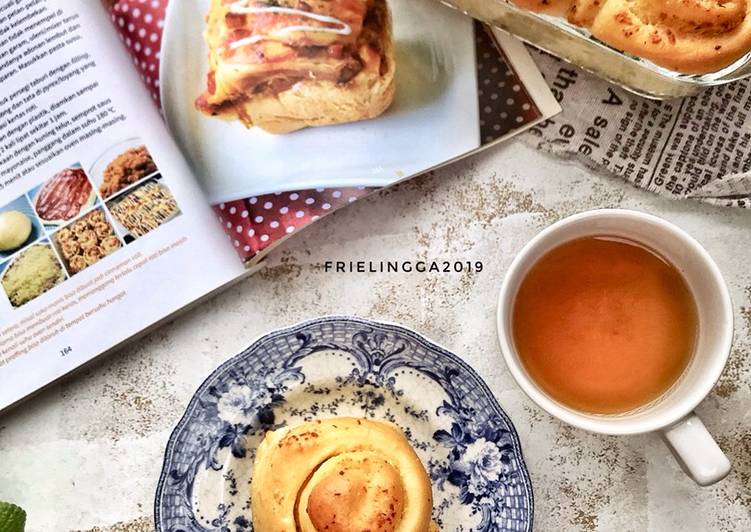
top-left (511, 0), bottom-right (751, 74)
top-left (251, 417), bottom-right (435, 532)
top-left (587, 0), bottom-right (751, 74)
top-left (196, 0), bottom-right (396, 133)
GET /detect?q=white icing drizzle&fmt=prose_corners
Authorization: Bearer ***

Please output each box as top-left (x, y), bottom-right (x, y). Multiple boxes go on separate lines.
top-left (227, 1), bottom-right (352, 50)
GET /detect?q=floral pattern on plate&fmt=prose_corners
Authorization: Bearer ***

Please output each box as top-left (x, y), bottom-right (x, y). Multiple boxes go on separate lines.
top-left (154, 316), bottom-right (533, 531)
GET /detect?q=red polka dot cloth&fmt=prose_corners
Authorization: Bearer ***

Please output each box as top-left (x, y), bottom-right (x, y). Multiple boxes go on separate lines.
top-left (110, 1), bottom-right (164, 105)
top-left (109, 2), bottom-right (540, 262)
top-left (215, 188), bottom-right (370, 255)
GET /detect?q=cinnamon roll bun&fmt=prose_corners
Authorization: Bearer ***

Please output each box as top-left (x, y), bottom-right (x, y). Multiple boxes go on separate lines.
top-left (511, 0), bottom-right (751, 73)
top-left (251, 417), bottom-right (435, 532)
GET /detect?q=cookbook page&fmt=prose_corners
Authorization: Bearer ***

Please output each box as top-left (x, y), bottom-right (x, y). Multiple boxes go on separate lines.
top-left (0, 0), bottom-right (245, 410)
top-left (136, 0), bottom-right (559, 263)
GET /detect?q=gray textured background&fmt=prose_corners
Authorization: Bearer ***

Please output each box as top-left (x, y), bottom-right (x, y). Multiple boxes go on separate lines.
top-left (0, 141), bottom-right (749, 531)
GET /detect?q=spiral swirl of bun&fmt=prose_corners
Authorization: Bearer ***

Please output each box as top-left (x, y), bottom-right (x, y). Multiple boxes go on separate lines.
top-left (251, 418), bottom-right (434, 532)
top-left (511, 0), bottom-right (751, 73)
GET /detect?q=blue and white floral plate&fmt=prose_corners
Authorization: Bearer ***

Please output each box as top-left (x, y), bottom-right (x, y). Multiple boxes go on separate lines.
top-left (154, 316), bottom-right (534, 531)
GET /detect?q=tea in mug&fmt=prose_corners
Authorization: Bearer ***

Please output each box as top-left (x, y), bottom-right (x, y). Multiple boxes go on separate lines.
top-left (512, 236), bottom-right (698, 414)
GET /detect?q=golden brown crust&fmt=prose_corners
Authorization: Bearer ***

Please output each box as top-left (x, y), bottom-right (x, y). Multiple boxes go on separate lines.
top-left (510, 0), bottom-right (751, 74)
top-left (197, 0), bottom-right (395, 133)
top-left (590, 0), bottom-right (751, 73)
top-left (512, 0), bottom-right (572, 17)
top-left (302, 452), bottom-right (406, 531)
top-left (250, 417), bottom-right (434, 532)
top-left (567, 0), bottom-right (604, 27)
top-left (231, 42), bottom-right (395, 134)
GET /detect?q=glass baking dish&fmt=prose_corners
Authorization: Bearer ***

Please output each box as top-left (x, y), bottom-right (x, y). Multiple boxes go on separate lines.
top-left (437, 0), bottom-right (751, 99)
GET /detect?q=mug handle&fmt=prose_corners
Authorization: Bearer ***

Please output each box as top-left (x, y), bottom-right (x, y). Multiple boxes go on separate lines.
top-left (662, 413), bottom-right (731, 486)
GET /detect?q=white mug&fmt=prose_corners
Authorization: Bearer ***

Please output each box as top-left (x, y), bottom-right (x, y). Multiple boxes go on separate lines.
top-left (497, 209), bottom-right (733, 486)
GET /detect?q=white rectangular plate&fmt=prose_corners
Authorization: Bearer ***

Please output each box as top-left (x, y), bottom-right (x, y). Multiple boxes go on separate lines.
top-left (160, 0), bottom-right (480, 203)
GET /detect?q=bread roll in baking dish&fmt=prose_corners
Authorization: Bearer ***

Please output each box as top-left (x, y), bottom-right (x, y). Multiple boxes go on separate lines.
top-left (196, 0), bottom-right (395, 133)
top-left (251, 417), bottom-right (434, 532)
top-left (512, 0), bottom-right (751, 74)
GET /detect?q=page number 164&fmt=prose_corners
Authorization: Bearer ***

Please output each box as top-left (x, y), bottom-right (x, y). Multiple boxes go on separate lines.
top-left (60, 346), bottom-right (73, 357)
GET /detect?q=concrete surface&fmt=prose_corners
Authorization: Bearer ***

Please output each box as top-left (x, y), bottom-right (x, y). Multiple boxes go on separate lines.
top-left (0, 141), bottom-right (749, 531)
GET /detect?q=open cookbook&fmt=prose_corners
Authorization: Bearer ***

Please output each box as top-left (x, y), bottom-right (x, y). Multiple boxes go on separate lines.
top-left (0, 0), bottom-right (559, 410)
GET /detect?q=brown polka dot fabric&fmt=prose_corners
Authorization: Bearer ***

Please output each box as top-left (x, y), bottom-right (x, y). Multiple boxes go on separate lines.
top-left (475, 24), bottom-right (542, 143)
